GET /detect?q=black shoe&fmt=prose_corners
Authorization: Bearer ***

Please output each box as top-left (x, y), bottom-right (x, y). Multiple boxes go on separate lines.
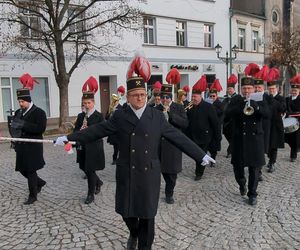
top-left (290, 158), bottom-right (296, 162)
top-left (37, 181), bottom-right (46, 193)
top-left (83, 175), bottom-right (87, 179)
top-left (24, 196), bottom-right (37, 205)
top-left (95, 180), bottom-right (103, 195)
top-left (267, 164), bottom-right (275, 173)
top-left (165, 196), bottom-right (174, 204)
top-left (248, 196), bottom-right (257, 206)
top-left (239, 184), bottom-right (246, 196)
top-left (210, 162), bottom-right (216, 167)
top-left (258, 175), bottom-right (263, 182)
top-left (226, 153), bottom-right (231, 158)
top-left (126, 235), bottom-right (137, 250)
top-left (194, 175), bottom-right (202, 181)
top-left (84, 194), bottom-right (94, 204)
top-left (111, 160), bottom-right (116, 165)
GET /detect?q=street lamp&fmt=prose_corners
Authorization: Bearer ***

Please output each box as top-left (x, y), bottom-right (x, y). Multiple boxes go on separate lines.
top-left (215, 43), bottom-right (239, 83)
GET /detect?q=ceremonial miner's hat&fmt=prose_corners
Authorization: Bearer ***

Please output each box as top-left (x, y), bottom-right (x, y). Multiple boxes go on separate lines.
top-left (82, 76), bottom-right (98, 99)
top-left (17, 73), bottom-right (38, 102)
top-left (227, 74), bottom-right (238, 88)
top-left (160, 84), bottom-right (172, 96)
top-left (290, 74), bottom-right (300, 89)
top-left (192, 75), bottom-right (207, 94)
top-left (241, 77), bottom-right (254, 86)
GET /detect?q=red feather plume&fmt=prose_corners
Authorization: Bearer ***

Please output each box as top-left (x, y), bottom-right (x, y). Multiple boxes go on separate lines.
top-left (126, 52), bottom-right (151, 82)
top-left (193, 75), bottom-right (208, 92)
top-left (266, 67), bottom-right (280, 82)
top-left (227, 74), bottom-right (238, 85)
top-left (82, 76), bottom-right (98, 93)
top-left (117, 85), bottom-right (126, 94)
top-left (210, 79), bottom-right (223, 92)
top-left (166, 68), bottom-right (181, 85)
top-left (254, 65), bottom-right (269, 81)
top-left (290, 74), bottom-right (300, 84)
top-left (182, 85), bottom-right (190, 93)
top-left (152, 81), bottom-right (162, 90)
top-left (244, 63), bottom-right (260, 77)
top-left (19, 73), bottom-right (39, 90)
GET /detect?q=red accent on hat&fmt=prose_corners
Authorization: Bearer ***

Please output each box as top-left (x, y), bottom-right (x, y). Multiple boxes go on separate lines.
top-left (254, 65), bottom-right (269, 81)
top-left (166, 68), bottom-right (181, 85)
top-left (152, 81), bottom-right (162, 90)
top-left (117, 85), bottom-right (126, 94)
top-left (266, 67), bottom-right (280, 82)
top-left (82, 76), bottom-right (98, 93)
top-left (210, 79), bottom-right (223, 92)
top-left (193, 75), bottom-right (207, 93)
top-left (244, 63), bottom-right (260, 77)
top-left (290, 74), bottom-right (300, 84)
top-left (19, 73), bottom-right (39, 90)
top-left (182, 85), bottom-right (190, 93)
top-left (227, 74), bottom-right (238, 87)
top-left (126, 52), bottom-right (151, 82)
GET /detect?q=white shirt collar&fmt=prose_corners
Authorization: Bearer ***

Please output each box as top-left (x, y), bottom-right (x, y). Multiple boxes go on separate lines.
top-left (129, 102), bottom-right (147, 119)
top-left (86, 108), bottom-right (95, 118)
top-left (23, 102), bottom-right (33, 116)
top-left (292, 95), bottom-right (298, 100)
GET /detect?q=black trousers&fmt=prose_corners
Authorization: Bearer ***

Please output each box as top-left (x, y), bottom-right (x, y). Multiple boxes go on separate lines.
top-left (285, 132), bottom-right (298, 159)
top-left (84, 170), bottom-right (102, 195)
top-left (268, 148), bottom-right (278, 164)
top-left (20, 171), bottom-right (45, 198)
top-left (123, 217), bottom-right (155, 250)
top-left (162, 173), bottom-right (177, 198)
top-left (209, 150), bottom-right (217, 160)
top-left (113, 144), bottom-right (119, 161)
top-left (195, 144), bottom-right (208, 177)
top-left (233, 164), bottom-right (260, 197)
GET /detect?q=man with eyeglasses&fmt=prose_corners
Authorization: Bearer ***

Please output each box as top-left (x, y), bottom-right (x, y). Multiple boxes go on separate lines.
top-left (56, 75), bottom-right (215, 250)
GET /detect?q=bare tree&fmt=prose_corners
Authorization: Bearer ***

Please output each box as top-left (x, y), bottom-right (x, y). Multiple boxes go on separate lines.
top-left (1, 0), bottom-right (142, 129)
top-left (267, 28), bottom-right (300, 95)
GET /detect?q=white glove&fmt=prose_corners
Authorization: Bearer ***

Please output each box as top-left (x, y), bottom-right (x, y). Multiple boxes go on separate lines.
top-left (201, 154), bottom-right (216, 166)
top-left (55, 136), bottom-right (68, 146)
top-left (163, 110), bottom-right (169, 121)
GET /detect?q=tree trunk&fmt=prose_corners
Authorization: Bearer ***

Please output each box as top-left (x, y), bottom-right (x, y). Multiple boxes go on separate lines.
top-left (58, 82), bottom-right (69, 130)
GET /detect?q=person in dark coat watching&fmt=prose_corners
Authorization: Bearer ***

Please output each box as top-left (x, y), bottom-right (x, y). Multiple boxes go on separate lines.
top-left (285, 75), bottom-right (300, 162)
top-left (225, 76), bottom-right (269, 205)
top-left (55, 55), bottom-right (215, 250)
top-left (159, 84), bottom-right (188, 204)
top-left (207, 79), bottom-right (223, 167)
top-left (185, 75), bottom-right (221, 180)
top-left (10, 73), bottom-right (47, 205)
top-left (73, 77), bottom-right (105, 204)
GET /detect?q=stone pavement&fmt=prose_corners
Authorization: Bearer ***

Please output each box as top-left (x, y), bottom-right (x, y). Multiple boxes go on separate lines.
top-left (0, 139), bottom-right (299, 250)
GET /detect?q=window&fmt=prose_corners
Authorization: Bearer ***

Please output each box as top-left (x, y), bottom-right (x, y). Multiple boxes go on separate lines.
top-left (0, 77), bottom-right (50, 120)
top-left (143, 17), bottom-right (156, 44)
top-left (19, 3), bottom-right (41, 38)
top-left (176, 21), bottom-right (186, 47)
top-left (204, 24), bottom-right (213, 48)
top-left (272, 10), bottom-right (279, 25)
top-left (252, 31), bottom-right (259, 51)
top-left (238, 28), bottom-right (245, 50)
top-left (68, 7), bottom-right (86, 41)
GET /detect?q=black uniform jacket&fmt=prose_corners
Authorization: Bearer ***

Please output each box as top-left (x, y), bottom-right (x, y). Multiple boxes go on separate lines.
top-left (160, 102), bottom-right (189, 174)
top-left (106, 104), bottom-right (123, 145)
top-left (186, 100), bottom-right (221, 151)
top-left (285, 95), bottom-right (300, 149)
top-left (260, 93), bottom-right (272, 153)
top-left (269, 94), bottom-right (286, 149)
top-left (14, 105), bottom-right (47, 172)
top-left (225, 95), bottom-right (268, 167)
top-left (74, 110), bottom-right (105, 171)
top-left (67, 105), bottom-right (206, 219)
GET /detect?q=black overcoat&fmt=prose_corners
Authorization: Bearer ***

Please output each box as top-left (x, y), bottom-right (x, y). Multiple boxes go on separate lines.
top-left (67, 105), bottom-right (206, 219)
top-left (225, 95), bottom-right (268, 167)
top-left (260, 93), bottom-right (272, 153)
top-left (106, 104), bottom-right (123, 145)
top-left (160, 102), bottom-right (188, 174)
top-left (74, 110), bottom-right (105, 171)
top-left (285, 96), bottom-right (300, 149)
top-left (269, 94), bottom-right (286, 149)
top-left (186, 100), bottom-right (221, 151)
top-left (14, 105), bottom-right (47, 172)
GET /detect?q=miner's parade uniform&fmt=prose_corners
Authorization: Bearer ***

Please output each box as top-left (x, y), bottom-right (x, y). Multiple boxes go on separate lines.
top-left (225, 76), bottom-right (268, 205)
top-left (56, 55), bottom-right (213, 250)
top-left (74, 77), bottom-right (105, 204)
top-left (9, 73), bottom-right (47, 205)
top-left (159, 84), bottom-right (189, 204)
top-left (285, 75), bottom-right (300, 162)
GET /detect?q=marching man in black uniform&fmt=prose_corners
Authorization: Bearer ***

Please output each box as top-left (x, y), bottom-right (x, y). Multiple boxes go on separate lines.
top-left (225, 76), bottom-right (268, 205)
top-left (159, 84), bottom-right (188, 204)
top-left (285, 74), bottom-right (300, 162)
top-left (222, 74), bottom-right (239, 158)
top-left (10, 73), bottom-right (47, 205)
top-left (56, 55), bottom-right (215, 250)
top-left (185, 75), bottom-right (221, 180)
top-left (73, 77), bottom-right (105, 204)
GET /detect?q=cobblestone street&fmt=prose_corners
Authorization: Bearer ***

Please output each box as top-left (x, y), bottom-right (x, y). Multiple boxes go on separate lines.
top-left (0, 139), bottom-right (299, 249)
